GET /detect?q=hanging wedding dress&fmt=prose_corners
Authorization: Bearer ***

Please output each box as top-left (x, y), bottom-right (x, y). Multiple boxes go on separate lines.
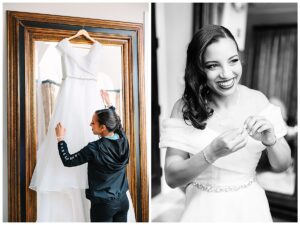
top-left (30, 38), bottom-right (135, 222)
top-left (160, 103), bottom-right (287, 222)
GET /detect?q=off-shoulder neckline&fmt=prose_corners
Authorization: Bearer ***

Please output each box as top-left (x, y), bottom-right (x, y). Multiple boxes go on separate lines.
top-left (166, 103), bottom-right (277, 135)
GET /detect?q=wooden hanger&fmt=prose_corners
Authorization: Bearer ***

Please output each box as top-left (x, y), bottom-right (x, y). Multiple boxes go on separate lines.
top-left (67, 29), bottom-right (97, 43)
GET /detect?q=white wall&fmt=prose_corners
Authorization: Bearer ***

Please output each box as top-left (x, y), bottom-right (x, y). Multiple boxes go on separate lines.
top-left (2, 3), bottom-right (149, 222)
top-left (156, 3), bottom-right (193, 194)
top-left (3, 3), bottom-right (148, 23)
top-left (157, 3), bottom-right (193, 122)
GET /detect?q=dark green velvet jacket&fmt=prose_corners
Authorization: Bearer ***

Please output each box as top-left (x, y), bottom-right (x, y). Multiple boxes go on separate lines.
top-left (57, 128), bottom-right (129, 203)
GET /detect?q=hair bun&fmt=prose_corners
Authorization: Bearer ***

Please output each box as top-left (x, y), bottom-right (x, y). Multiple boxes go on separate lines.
top-left (95, 108), bottom-right (122, 132)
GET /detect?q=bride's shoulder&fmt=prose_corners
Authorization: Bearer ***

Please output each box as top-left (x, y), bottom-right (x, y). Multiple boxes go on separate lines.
top-left (240, 85), bottom-right (269, 110)
top-left (170, 99), bottom-right (184, 119)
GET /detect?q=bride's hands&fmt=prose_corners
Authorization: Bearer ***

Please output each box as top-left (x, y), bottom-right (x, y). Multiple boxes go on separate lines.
top-left (204, 128), bottom-right (248, 162)
top-left (55, 122), bottom-right (66, 141)
top-left (244, 116), bottom-right (276, 146)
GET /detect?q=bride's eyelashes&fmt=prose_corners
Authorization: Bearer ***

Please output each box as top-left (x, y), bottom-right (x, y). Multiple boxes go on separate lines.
top-left (229, 58), bottom-right (240, 65)
top-left (205, 58), bottom-right (240, 71)
top-left (205, 63), bottom-right (218, 70)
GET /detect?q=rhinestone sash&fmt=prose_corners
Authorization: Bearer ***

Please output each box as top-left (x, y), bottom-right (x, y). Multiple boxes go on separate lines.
top-left (189, 177), bottom-right (255, 192)
top-left (63, 75), bottom-right (97, 81)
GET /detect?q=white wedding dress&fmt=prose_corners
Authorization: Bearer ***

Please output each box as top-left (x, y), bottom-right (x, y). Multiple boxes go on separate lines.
top-left (30, 38), bottom-right (135, 222)
top-left (160, 103), bottom-right (287, 222)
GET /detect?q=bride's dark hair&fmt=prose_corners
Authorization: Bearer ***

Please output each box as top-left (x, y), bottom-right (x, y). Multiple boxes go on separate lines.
top-left (182, 25), bottom-right (239, 129)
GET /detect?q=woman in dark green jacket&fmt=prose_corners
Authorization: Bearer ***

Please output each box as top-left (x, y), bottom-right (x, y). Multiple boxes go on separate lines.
top-left (55, 91), bottom-right (129, 222)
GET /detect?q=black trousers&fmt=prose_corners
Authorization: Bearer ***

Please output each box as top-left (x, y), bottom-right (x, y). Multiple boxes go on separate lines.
top-left (90, 194), bottom-right (129, 222)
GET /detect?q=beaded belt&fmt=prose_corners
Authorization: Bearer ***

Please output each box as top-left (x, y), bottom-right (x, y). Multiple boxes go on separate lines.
top-left (63, 75), bottom-right (97, 81)
top-left (189, 178), bottom-right (255, 192)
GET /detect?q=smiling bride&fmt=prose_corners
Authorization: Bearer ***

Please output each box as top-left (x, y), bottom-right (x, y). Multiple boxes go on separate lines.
top-left (160, 25), bottom-right (291, 222)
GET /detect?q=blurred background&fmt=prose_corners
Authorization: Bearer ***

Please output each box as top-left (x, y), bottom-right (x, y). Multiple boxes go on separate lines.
top-left (151, 2), bottom-right (297, 222)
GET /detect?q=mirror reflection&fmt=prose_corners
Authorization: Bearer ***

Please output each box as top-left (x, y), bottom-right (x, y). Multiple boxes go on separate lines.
top-left (34, 40), bottom-right (123, 147)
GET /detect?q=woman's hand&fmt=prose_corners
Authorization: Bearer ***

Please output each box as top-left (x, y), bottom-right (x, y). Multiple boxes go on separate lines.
top-left (55, 122), bottom-right (66, 141)
top-left (204, 128), bottom-right (248, 162)
top-left (244, 116), bottom-right (276, 146)
top-left (100, 89), bottom-right (112, 107)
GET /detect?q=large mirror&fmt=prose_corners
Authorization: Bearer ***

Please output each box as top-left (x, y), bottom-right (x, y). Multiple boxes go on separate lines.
top-left (7, 11), bottom-right (148, 222)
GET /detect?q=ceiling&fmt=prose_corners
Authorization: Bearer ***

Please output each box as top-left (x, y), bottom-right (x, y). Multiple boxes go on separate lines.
top-left (248, 3), bottom-right (297, 14)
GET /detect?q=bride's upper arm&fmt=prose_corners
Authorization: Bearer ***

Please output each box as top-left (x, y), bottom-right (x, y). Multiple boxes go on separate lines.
top-left (170, 99), bottom-right (185, 119)
top-left (165, 147), bottom-right (190, 168)
top-left (165, 99), bottom-right (190, 167)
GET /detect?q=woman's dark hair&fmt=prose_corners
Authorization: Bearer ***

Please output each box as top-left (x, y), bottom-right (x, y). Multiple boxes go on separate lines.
top-left (182, 25), bottom-right (239, 129)
top-left (95, 108), bottom-right (122, 132)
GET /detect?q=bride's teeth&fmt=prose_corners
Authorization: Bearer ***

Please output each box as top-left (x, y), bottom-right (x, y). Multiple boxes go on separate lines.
top-left (218, 79), bottom-right (234, 88)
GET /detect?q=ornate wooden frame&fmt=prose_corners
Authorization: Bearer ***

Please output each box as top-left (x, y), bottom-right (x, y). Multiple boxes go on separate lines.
top-left (7, 11), bottom-right (148, 222)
